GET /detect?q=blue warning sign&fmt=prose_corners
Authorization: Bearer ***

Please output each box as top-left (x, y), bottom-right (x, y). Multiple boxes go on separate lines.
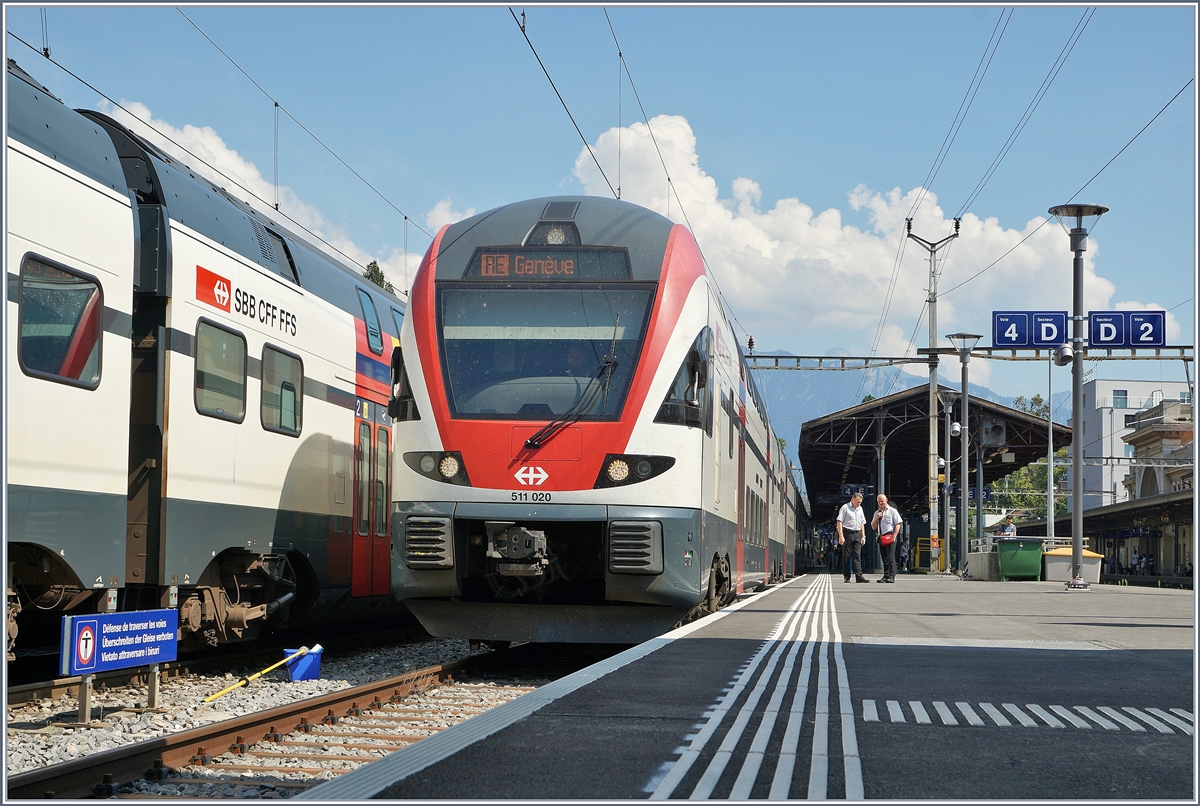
top-left (61, 609), bottom-right (178, 676)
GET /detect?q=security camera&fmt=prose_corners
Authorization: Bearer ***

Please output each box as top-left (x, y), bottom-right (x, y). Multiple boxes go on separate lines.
top-left (950, 422), bottom-right (962, 437)
top-left (1054, 344), bottom-right (1074, 367)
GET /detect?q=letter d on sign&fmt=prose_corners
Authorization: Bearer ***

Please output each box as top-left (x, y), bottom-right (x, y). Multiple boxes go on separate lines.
top-left (1041, 323), bottom-right (1058, 342)
top-left (1100, 323), bottom-right (1116, 342)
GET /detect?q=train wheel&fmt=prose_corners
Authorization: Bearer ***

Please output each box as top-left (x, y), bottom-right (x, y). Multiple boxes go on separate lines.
top-left (708, 554), bottom-right (732, 612)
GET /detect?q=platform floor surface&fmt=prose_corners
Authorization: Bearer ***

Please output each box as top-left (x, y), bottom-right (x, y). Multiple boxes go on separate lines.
top-left (300, 572), bottom-right (1194, 800)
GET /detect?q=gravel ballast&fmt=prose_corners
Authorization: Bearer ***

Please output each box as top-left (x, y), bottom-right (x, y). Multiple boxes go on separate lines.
top-left (5, 639), bottom-right (478, 776)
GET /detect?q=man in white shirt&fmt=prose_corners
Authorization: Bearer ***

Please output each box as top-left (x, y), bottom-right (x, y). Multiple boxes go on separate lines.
top-left (836, 491), bottom-right (868, 583)
top-left (872, 494), bottom-right (903, 583)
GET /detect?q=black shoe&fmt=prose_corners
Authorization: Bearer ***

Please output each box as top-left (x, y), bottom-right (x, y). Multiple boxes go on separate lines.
top-left (855, 576), bottom-right (867, 583)
top-left (885, 578), bottom-right (895, 583)
top-left (844, 577), bottom-right (851, 583)
top-left (876, 578), bottom-right (886, 583)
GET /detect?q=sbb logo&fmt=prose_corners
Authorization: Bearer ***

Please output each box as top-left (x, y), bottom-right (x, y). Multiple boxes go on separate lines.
top-left (196, 266), bottom-right (231, 312)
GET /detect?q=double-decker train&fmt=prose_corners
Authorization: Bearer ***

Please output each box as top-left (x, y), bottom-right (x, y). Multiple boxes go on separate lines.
top-left (6, 60), bottom-right (408, 657)
top-left (388, 195), bottom-right (806, 644)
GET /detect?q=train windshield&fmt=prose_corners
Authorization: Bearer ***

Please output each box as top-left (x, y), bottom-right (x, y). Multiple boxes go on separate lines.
top-left (438, 285), bottom-right (655, 420)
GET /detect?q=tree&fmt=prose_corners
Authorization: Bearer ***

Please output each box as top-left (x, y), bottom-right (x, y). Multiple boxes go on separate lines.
top-left (861, 394), bottom-right (876, 404)
top-left (993, 394), bottom-right (1067, 521)
top-left (363, 260), bottom-right (394, 294)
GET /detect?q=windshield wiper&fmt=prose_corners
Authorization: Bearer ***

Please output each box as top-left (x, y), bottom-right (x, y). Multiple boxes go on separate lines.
top-left (524, 316), bottom-right (620, 450)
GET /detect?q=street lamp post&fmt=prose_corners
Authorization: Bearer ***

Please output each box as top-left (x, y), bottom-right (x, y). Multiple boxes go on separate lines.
top-left (947, 332), bottom-right (981, 575)
top-left (1048, 203), bottom-right (1108, 590)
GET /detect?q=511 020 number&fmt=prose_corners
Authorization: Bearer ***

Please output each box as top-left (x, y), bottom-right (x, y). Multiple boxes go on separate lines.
top-left (511, 492), bottom-right (552, 502)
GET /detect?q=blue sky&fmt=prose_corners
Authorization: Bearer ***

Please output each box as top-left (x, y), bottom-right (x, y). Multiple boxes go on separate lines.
top-left (6, 4), bottom-right (1195, 405)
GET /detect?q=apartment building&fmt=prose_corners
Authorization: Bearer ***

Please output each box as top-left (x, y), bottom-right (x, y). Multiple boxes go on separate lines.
top-left (1066, 378), bottom-right (1192, 511)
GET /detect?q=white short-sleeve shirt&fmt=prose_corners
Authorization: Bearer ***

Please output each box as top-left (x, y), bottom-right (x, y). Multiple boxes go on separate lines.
top-left (876, 505), bottom-right (902, 536)
top-left (837, 502), bottom-right (867, 531)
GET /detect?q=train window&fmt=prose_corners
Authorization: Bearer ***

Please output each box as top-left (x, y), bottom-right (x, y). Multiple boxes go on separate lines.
top-left (357, 288), bottom-right (384, 355)
top-left (388, 343), bottom-right (422, 422)
top-left (261, 345), bottom-right (303, 436)
top-left (391, 308), bottom-right (404, 339)
top-left (439, 286), bottom-right (653, 420)
top-left (17, 255), bottom-right (102, 388)
top-left (375, 429), bottom-right (389, 535)
top-left (357, 422), bottom-right (371, 535)
top-left (655, 328), bottom-right (711, 431)
top-left (195, 320), bottom-right (246, 422)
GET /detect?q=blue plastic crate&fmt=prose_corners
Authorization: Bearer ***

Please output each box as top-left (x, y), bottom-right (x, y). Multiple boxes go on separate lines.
top-left (283, 647), bottom-right (322, 682)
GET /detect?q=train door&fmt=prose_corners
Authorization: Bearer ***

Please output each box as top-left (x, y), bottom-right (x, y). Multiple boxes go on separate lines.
top-left (352, 401), bottom-right (391, 597)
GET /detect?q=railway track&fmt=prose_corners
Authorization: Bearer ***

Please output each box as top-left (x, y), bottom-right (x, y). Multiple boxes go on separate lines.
top-left (7, 624), bottom-right (429, 699)
top-left (8, 643), bottom-right (621, 799)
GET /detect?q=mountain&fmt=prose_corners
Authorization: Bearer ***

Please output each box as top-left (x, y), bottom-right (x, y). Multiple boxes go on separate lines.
top-left (751, 354), bottom-right (1071, 454)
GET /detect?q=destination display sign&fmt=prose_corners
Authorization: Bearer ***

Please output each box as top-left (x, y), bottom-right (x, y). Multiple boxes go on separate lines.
top-left (60, 609), bottom-right (178, 676)
top-left (462, 248), bottom-right (631, 282)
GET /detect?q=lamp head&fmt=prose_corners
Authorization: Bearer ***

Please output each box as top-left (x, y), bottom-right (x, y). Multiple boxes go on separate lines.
top-left (947, 332), bottom-right (982, 356)
top-left (950, 422), bottom-right (962, 437)
top-left (1048, 203), bottom-right (1108, 234)
top-left (1054, 344), bottom-right (1074, 367)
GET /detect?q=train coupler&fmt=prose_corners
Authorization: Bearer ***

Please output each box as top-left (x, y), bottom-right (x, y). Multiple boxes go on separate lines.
top-left (485, 522), bottom-right (549, 577)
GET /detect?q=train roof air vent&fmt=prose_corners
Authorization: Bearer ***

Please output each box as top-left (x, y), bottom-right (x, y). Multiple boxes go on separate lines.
top-left (250, 219), bottom-right (278, 265)
top-left (541, 201), bottom-right (580, 220)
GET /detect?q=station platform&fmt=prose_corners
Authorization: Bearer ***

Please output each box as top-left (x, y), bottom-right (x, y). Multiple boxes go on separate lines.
top-left (298, 571), bottom-right (1194, 801)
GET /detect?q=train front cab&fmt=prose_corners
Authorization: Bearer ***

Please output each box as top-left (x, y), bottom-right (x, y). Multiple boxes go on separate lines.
top-left (388, 199), bottom-right (754, 643)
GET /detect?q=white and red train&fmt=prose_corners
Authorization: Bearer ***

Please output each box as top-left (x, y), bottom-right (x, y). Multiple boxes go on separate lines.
top-left (389, 196), bottom-right (806, 643)
top-left (6, 58), bottom-right (809, 659)
top-left (6, 60), bottom-right (407, 656)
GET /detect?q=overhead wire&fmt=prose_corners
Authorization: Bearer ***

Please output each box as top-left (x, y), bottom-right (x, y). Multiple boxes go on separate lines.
top-left (510, 7), bottom-right (618, 199)
top-left (853, 8), bottom-right (1010, 405)
top-left (953, 8), bottom-right (1095, 219)
top-left (7, 31), bottom-right (405, 283)
top-left (941, 76), bottom-right (1195, 298)
top-left (175, 9), bottom-right (432, 240)
top-left (600, 8), bottom-right (751, 348)
top-left (906, 8), bottom-right (1013, 223)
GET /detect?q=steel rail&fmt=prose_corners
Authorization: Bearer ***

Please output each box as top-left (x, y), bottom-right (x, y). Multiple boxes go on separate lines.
top-left (7, 654), bottom-right (484, 799)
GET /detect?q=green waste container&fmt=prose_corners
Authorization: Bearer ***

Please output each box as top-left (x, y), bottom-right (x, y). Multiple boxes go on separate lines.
top-left (997, 537), bottom-right (1043, 581)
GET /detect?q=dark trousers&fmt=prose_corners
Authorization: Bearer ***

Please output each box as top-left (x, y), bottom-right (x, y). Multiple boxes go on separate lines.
top-left (881, 539), bottom-right (896, 580)
top-left (841, 531), bottom-right (864, 579)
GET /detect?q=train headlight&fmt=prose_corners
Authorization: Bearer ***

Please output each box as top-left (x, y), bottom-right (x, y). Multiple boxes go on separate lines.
top-left (594, 455), bottom-right (676, 488)
top-left (606, 459), bottom-right (630, 482)
top-left (404, 451), bottom-right (471, 486)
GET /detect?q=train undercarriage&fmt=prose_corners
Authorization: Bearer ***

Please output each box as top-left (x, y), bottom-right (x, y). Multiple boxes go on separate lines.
top-left (6, 545), bottom-right (298, 657)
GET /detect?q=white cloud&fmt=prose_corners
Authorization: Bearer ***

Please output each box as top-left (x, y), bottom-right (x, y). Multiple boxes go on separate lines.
top-left (425, 198), bottom-right (476, 232)
top-left (99, 99), bottom-right (405, 291)
top-left (573, 114), bottom-right (1152, 378)
top-left (1113, 300), bottom-right (1182, 342)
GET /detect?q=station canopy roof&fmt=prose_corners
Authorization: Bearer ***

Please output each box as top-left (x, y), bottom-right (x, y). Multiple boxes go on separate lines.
top-left (798, 382), bottom-right (1072, 522)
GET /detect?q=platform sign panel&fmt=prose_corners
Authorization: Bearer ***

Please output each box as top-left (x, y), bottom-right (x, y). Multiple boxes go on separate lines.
top-left (60, 609), bottom-right (178, 676)
top-left (1031, 312), bottom-right (1068, 347)
top-left (1127, 311), bottom-right (1166, 347)
top-left (993, 311), bottom-right (1067, 347)
top-left (992, 312), bottom-right (1029, 347)
top-left (1089, 312), bottom-right (1126, 348)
